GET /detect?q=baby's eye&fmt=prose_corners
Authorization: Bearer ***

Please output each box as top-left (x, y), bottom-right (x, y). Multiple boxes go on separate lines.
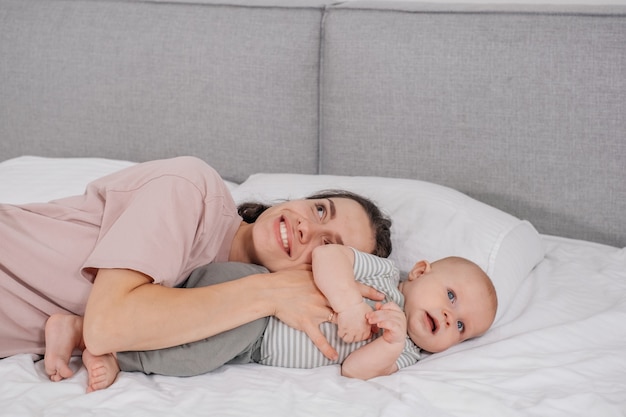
top-left (457, 321), bottom-right (465, 332)
top-left (447, 290), bottom-right (456, 303)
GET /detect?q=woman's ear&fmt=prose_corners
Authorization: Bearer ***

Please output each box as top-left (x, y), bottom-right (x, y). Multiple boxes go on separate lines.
top-left (407, 260), bottom-right (431, 281)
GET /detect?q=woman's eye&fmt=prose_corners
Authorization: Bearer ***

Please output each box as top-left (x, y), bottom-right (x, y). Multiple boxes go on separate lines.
top-left (316, 204), bottom-right (325, 219)
top-left (447, 290), bottom-right (456, 303)
top-left (457, 321), bottom-right (464, 332)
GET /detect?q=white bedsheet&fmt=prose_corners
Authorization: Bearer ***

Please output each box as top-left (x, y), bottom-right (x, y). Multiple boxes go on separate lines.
top-left (1, 158), bottom-right (625, 417)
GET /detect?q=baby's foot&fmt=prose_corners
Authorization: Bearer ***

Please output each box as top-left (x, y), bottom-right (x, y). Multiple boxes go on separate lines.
top-left (44, 314), bottom-right (84, 382)
top-left (82, 349), bottom-right (120, 393)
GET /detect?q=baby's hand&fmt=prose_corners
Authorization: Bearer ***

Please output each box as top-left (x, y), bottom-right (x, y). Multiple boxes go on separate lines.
top-left (336, 302), bottom-right (373, 343)
top-left (366, 302), bottom-right (407, 345)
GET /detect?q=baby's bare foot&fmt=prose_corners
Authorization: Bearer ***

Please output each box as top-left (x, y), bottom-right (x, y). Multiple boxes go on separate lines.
top-left (44, 314), bottom-right (84, 382)
top-left (83, 349), bottom-right (120, 393)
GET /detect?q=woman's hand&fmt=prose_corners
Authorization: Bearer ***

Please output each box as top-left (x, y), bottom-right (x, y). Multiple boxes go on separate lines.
top-left (267, 268), bottom-right (340, 361)
top-left (356, 282), bottom-right (386, 303)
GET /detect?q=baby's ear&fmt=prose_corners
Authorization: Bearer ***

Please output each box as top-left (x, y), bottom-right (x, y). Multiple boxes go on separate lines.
top-left (407, 260), bottom-right (431, 281)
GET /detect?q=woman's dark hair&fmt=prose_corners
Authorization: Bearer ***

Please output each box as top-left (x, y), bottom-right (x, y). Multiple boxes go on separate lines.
top-left (237, 190), bottom-right (392, 258)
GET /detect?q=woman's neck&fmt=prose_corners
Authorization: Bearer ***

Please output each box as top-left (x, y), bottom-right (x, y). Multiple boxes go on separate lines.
top-left (228, 221), bottom-right (253, 263)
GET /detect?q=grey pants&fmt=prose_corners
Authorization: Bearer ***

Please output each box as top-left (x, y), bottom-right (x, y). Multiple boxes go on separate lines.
top-left (116, 262), bottom-right (269, 377)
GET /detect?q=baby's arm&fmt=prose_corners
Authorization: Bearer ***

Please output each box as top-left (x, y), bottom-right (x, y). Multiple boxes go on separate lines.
top-left (341, 302), bottom-right (407, 379)
top-left (312, 245), bottom-right (372, 343)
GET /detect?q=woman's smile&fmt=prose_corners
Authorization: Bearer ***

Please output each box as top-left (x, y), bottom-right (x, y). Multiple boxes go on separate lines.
top-left (278, 217), bottom-right (291, 255)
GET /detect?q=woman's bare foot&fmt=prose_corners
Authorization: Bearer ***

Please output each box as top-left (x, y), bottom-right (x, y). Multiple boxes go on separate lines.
top-left (44, 314), bottom-right (85, 382)
top-left (82, 349), bottom-right (120, 393)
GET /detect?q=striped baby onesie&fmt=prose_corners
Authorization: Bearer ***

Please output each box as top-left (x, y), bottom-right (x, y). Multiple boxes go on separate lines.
top-left (257, 249), bottom-right (422, 369)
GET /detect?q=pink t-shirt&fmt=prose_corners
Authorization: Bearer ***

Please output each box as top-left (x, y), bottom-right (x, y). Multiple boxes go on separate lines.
top-left (0, 156), bottom-right (241, 357)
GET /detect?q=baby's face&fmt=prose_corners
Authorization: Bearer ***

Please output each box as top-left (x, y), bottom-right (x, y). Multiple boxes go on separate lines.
top-left (401, 260), bottom-right (496, 353)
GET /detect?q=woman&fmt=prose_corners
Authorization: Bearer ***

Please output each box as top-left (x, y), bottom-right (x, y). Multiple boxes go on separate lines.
top-left (0, 156), bottom-right (391, 367)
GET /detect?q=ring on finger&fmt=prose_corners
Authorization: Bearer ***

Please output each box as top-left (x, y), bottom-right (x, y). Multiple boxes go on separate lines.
top-left (327, 311), bottom-right (336, 322)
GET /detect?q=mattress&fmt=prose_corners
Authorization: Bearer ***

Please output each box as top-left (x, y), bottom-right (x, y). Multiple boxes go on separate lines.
top-left (1, 156), bottom-right (625, 417)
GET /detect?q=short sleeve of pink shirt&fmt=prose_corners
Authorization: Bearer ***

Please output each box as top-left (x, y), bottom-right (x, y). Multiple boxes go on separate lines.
top-left (80, 156), bottom-right (241, 287)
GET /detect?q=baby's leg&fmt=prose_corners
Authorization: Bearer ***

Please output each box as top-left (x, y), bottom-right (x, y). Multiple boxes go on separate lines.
top-left (44, 313), bottom-right (85, 382)
top-left (82, 349), bottom-right (120, 393)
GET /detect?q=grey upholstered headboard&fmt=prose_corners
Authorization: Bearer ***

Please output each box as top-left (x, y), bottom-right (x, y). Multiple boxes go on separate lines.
top-left (1, 0), bottom-right (625, 247)
top-left (319, 2), bottom-right (626, 248)
top-left (0, 0), bottom-right (325, 179)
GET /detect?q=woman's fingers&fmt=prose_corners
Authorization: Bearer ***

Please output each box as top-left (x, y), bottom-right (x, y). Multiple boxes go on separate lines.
top-left (303, 324), bottom-right (338, 361)
top-left (356, 282), bottom-right (385, 301)
top-left (270, 269), bottom-right (341, 359)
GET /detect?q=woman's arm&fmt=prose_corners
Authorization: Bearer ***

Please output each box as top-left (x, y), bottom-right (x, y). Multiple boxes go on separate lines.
top-left (83, 267), bottom-right (338, 358)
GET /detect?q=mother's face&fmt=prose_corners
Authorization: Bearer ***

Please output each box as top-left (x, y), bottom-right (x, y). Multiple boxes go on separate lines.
top-left (250, 197), bottom-right (375, 272)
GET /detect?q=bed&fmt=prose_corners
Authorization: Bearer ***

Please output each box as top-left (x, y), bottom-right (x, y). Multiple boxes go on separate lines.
top-left (1, 0), bottom-right (625, 416)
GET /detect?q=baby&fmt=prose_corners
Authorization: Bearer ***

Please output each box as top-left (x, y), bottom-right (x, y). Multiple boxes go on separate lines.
top-left (45, 244), bottom-right (497, 391)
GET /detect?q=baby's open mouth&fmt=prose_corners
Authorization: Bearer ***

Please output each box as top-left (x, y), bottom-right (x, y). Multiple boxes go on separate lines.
top-left (426, 312), bottom-right (438, 333)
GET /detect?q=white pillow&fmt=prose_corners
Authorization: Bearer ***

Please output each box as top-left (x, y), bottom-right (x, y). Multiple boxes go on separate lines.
top-left (0, 156), bottom-right (239, 204)
top-left (231, 173), bottom-right (545, 326)
top-left (0, 156), bottom-right (137, 204)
